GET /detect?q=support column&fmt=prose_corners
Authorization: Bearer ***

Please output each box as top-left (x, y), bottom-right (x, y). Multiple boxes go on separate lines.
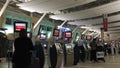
top-left (58, 20), bottom-right (67, 29)
top-left (30, 12), bottom-right (33, 31)
top-left (82, 29), bottom-right (88, 35)
top-left (32, 13), bottom-right (46, 45)
top-left (33, 13), bottom-right (47, 31)
top-left (60, 20), bottom-right (67, 26)
top-left (0, 0), bottom-right (11, 17)
top-left (71, 25), bottom-right (81, 43)
top-left (100, 28), bottom-right (104, 42)
top-left (0, 0), bottom-right (11, 27)
top-left (0, 16), bottom-right (3, 27)
top-left (94, 33), bottom-right (100, 38)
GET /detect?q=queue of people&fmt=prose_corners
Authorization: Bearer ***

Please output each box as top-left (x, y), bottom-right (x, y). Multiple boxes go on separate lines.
top-left (74, 37), bottom-right (120, 64)
top-left (1, 29), bottom-right (120, 68)
top-left (74, 38), bottom-right (105, 64)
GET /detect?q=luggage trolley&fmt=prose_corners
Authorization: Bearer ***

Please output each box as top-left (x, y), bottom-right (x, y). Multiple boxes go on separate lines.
top-left (96, 46), bottom-right (105, 62)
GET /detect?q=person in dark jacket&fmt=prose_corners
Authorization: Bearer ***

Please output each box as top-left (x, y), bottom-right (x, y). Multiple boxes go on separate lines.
top-left (73, 42), bottom-right (79, 65)
top-left (90, 38), bottom-right (97, 62)
top-left (78, 39), bottom-right (86, 62)
top-left (12, 29), bottom-right (33, 68)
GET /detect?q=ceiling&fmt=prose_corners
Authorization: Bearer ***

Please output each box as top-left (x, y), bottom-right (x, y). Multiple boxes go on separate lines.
top-left (1, 0), bottom-right (120, 40)
top-left (17, 0), bottom-right (96, 13)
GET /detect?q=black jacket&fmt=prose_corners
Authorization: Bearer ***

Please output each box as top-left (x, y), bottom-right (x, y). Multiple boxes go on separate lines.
top-left (13, 37), bottom-right (33, 65)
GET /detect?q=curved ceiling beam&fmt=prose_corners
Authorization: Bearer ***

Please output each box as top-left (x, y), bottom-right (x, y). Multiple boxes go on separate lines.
top-left (50, 0), bottom-right (120, 20)
top-left (17, 0), bottom-right (95, 13)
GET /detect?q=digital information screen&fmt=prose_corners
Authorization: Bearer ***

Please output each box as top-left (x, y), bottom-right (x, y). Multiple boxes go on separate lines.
top-left (53, 29), bottom-right (59, 37)
top-left (14, 22), bottom-right (27, 32)
top-left (40, 33), bottom-right (46, 40)
top-left (65, 31), bottom-right (72, 38)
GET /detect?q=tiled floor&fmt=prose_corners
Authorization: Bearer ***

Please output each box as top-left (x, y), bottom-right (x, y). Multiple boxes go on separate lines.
top-left (65, 55), bottom-right (120, 68)
top-left (1, 55), bottom-right (120, 68)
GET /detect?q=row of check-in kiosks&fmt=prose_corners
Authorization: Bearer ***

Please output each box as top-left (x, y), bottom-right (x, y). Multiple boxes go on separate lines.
top-left (43, 43), bottom-right (75, 68)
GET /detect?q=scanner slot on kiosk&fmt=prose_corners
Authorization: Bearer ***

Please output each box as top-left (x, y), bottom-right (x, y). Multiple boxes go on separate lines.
top-left (55, 43), bottom-right (64, 68)
top-left (55, 43), bottom-right (63, 54)
top-left (64, 43), bottom-right (74, 66)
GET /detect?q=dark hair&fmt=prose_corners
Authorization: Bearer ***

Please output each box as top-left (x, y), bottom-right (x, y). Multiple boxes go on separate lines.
top-left (19, 29), bottom-right (27, 37)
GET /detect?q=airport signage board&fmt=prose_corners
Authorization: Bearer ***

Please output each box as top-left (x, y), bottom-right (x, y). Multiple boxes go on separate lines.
top-left (103, 14), bottom-right (108, 32)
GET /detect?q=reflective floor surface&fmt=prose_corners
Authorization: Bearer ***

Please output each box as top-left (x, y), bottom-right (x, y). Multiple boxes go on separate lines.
top-left (0, 55), bottom-right (120, 68)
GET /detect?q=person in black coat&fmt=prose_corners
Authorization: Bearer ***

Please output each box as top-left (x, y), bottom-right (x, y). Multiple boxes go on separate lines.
top-left (12, 29), bottom-right (33, 68)
top-left (73, 42), bottom-right (79, 65)
top-left (90, 38), bottom-right (97, 62)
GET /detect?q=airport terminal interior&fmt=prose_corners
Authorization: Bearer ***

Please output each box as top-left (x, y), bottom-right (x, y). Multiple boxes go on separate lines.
top-left (0, 0), bottom-right (120, 68)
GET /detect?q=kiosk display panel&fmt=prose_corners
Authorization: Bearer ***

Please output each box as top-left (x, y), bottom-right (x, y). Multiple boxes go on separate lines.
top-left (14, 22), bottom-right (27, 32)
top-left (53, 29), bottom-right (60, 37)
top-left (40, 33), bottom-right (47, 40)
top-left (65, 31), bottom-right (72, 38)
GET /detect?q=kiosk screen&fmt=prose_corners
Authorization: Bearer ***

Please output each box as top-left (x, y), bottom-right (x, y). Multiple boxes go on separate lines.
top-left (65, 31), bottom-right (72, 38)
top-left (40, 33), bottom-right (46, 40)
top-left (53, 29), bottom-right (59, 36)
top-left (14, 22), bottom-right (27, 32)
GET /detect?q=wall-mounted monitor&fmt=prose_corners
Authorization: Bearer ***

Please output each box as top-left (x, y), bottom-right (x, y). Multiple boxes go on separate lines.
top-left (14, 22), bottom-right (27, 32)
top-left (40, 33), bottom-right (46, 40)
top-left (65, 31), bottom-right (72, 38)
top-left (53, 29), bottom-right (60, 37)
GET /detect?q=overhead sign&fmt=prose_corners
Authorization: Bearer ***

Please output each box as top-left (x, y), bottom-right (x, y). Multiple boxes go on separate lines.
top-left (103, 14), bottom-right (108, 32)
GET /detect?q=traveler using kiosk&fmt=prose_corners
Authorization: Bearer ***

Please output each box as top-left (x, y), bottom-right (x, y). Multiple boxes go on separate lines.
top-left (12, 29), bottom-right (34, 68)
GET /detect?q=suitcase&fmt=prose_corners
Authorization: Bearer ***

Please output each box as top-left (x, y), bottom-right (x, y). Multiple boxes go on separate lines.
top-left (96, 51), bottom-right (105, 62)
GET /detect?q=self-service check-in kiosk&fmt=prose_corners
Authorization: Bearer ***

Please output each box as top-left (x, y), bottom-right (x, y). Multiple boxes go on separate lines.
top-left (55, 43), bottom-right (63, 68)
top-left (64, 43), bottom-right (74, 66)
top-left (50, 43), bottom-right (63, 68)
